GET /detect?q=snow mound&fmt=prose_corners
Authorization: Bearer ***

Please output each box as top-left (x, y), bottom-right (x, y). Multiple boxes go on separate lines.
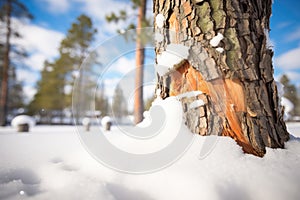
top-left (101, 116), bottom-right (112, 126)
top-left (82, 117), bottom-right (91, 126)
top-left (11, 115), bottom-right (35, 127)
top-left (156, 44), bottom-right (190, 76)
top-left (276, 81), bottom-right (294, 119)
top-left (281, 97), bottom-right (294, 113)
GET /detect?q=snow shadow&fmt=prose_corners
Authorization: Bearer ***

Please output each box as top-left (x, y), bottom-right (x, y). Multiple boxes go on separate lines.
top-left (50, 157), bottom-right (63, 164)
top-left (60, 164), bottom-right (78, 172)
top-left (106, 183), bottom-right (155, 200)
top-left (215, 182), bottom-right (252, 200)
top-left (0, 168), bottom-right (42, 199)
top-left (289, 134), bottom-right (300, 141)
top-left (50, 157), bottom-right (79, 172)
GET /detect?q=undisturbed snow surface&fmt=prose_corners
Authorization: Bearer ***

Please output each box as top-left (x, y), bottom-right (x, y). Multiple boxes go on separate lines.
top-left (0, 123), bottom-right (300, 200)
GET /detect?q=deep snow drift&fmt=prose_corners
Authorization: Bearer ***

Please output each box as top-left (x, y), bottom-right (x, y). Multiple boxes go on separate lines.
top-left (0, 123), bottom-right (299, 200)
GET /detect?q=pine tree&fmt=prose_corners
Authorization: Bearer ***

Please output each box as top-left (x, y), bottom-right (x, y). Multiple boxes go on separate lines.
top-left (106, 0), bottom-right (149, 124)
top-left (7, 66), bottom-right (24, 115)
top-left (0, 0), bottom-right (32, 126)
top-left (57, 14), bottom-right (97, 109)
top-left (28, 61), bottom-right (64, 122)
top-left (280, 74), bottom-right (298, 115)
top-left (95, 82), bottom-right (109, 117)
top-left (30, 15), bottom-right (97, 122)
top-left (112, 85), bottom-right (127, 119)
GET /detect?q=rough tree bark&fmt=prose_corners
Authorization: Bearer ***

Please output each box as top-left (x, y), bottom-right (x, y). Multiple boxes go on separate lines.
top-left (0, 0), bottom-right (11, 126)
top-left (154, 0), bottom-right (289, 156)
top-left (134, 0), bottom-right (147, 124)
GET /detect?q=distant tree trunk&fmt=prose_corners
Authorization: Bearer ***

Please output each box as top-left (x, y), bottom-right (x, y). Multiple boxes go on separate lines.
top-left (154, 0), bottom-right (289, 156)
top-left (134, 0), bottom-right (147, 124)
top-left (0, 0), bottom-right (11, 126)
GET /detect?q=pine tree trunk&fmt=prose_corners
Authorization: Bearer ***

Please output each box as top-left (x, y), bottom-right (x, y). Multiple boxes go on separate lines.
top-left (0, 0), bottom-right (11, 126)
top-left (154, 0), bottom-right (289, 156)
top-left (134, 0), bottom-right (147, 124)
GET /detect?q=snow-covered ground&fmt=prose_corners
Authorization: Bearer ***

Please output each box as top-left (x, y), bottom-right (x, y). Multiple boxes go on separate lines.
top-left (0, 123), bottom-right (299, 200)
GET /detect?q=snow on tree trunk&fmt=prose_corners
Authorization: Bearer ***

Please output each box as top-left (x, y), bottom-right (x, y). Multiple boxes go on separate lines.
top-left (154, 0), bottom-right (289, 156)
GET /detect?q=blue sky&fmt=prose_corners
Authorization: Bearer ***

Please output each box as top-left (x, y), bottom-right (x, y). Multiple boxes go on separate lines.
top-left (14, 0), bottom-right (300, 100)
top-left (271, 0), bottom-right (300, 82)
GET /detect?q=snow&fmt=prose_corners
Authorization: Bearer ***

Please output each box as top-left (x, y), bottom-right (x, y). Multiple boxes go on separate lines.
top-left (82, 117), bottom-right (91, 126)
top-left (176, 91), bottom-right (203, 99)
top-left (155, 14), bottom-right (165, 28)
top-left (11, 115), bottom-right (35, 127)
top-left (210, 33), bottom-right (224, 47)
top-left (154, 32), bottom-right (164, 43)
top-left (155, 88), bottom-right (162, 98)
top-left (72, 70), bottom-right (80, 78)
top-left (102, 97), bottom-right (186, 156)
top-left (45, 66), bottom-right (53, 72)
top-left (264, 28), bottom-right (274, 49)
top-left (0, 97), bottom-right (300, 199)
top-left (119, 29), bottom-right (126, 34)
top-left (216, 47), bottom-right (224, 53)
top-left (276, 81), bottom-right (294, 119)
top-left (154, 63), bottom-right (169, 76)
top-left (101, 116), bottom-right (112, 126)
top-left (189, 99), bottom-right (205, 109)
top-left (156, 44), bottom-right (190, 76)
top-left (281, 97), bottom-right (294, 114)
top-left (276, 81), bottom-right (284, 98)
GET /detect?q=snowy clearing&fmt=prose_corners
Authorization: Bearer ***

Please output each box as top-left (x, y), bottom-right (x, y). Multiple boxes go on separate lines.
top-left (0, 123), bottom-right (299, 200)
